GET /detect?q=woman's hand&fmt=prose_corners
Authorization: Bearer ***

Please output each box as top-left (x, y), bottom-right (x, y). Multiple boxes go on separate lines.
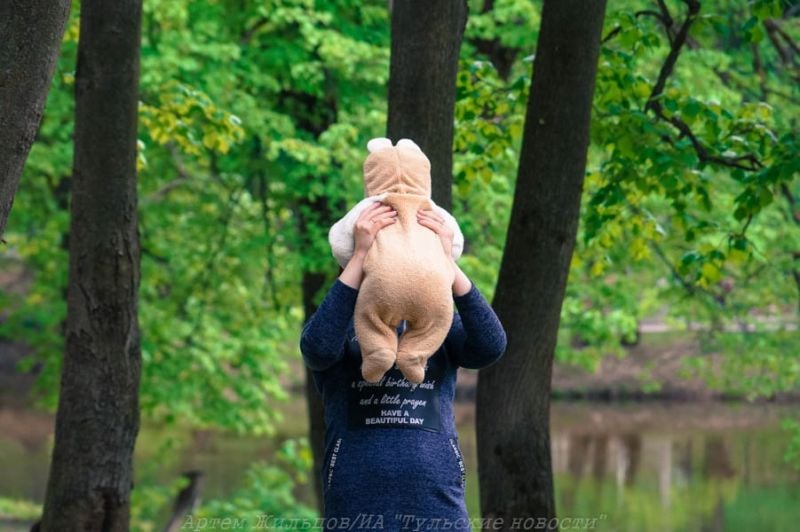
top-left (417, 208), bottom-right (471, 295)
top-left (354, 202), bottom-right (397, 257)
top-left (416, 209), bottom-right (454, 258)
top-left (339, 202), bottom-right (397, 290)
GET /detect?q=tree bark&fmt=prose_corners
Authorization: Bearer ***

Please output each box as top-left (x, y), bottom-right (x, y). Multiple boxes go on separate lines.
top-left (387, 0), bottom-right (467, 210)
top-left (0, 0), bottom-right (72, 237)
top-left (475, 0), bottom-right (607, 528)
top-left (40, 1), bottom-right (143, 530)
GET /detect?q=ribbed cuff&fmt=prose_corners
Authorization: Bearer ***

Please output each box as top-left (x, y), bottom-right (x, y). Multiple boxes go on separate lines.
top-left (453, 279), bottom-right (481, 309)
top-left (333, 278), bottom-right (360, 298)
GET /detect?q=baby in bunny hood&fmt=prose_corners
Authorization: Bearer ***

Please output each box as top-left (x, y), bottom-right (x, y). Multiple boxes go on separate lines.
top-left (328, 138), bottom-right (465, 384)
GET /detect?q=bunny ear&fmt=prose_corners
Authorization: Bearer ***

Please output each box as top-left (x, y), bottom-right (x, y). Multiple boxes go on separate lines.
top-left (396, 138), bottom-right (422, 152)
top-left (367, 137), bottom-right (393, 153)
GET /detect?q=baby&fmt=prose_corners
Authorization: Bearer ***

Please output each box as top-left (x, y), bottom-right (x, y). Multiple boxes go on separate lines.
top-left (328, 138), bottom-right (464, 383)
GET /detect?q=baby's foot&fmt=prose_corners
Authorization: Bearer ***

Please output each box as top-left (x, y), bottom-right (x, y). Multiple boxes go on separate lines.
top-left (361, 348), bottom-right (396, 383)
top-left (396, 352), bottom-right (426, 384)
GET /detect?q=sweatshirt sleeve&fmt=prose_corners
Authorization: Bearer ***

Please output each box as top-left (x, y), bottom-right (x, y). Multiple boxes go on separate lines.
top-left (328, 194), bottom-right (388, 269)
top-left (299, 279), bottom-right (359, 371)
top-left (444, 281), bottom-right (507, 369)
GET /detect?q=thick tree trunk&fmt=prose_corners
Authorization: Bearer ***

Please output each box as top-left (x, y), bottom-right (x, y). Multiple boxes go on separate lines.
top-left (387, 0), bottom-right (467, 210)
top-left (475, 0), bottom-right (607, 528)
top-left (0, 0), bottom-right (71, 237)
top-left (40, 1), bottom-right (143, 530)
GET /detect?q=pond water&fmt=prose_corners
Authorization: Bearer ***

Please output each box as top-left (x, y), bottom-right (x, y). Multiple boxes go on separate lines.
top-left (1, 400), bottom-right (798, 531)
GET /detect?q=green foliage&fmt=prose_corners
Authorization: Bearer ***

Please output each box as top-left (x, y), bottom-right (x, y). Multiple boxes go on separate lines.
top-left (4, 0), bottom-right (391, 434)
top-left (452, 58), bottom-right (528, 299)
top-left (182, 438), bottom-right (316, 531)
top-left (130, 476), bottom-right (180, 532)
top-left (562, 0), bottom-right (799, 369)
top-left (722, 485), bottom-right (800, 532)
top-left (1, 2), bottom-right (799, 525)
top-left (555, 468), bottom-right (740, 532)
top-left (2, 0), bottom-right (799, 458)
top-left (683, 329), bottom-right (800, 399)
top-left (0, 496), bottom-right (41, 521)
top-left (129, 437), bottom-right (315, 531)
top-left (140, 81), bottom-right (245, 157)
top-left (454, 0), bottom-right (797, 372)
top-left (783, 418), bottom-right (800, 471)
top-left (466, 0), bottom-right (540, 52)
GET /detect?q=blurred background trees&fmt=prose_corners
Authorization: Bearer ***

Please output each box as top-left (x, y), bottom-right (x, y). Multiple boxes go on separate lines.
top-left (0, 0), bottom-right (798, 529)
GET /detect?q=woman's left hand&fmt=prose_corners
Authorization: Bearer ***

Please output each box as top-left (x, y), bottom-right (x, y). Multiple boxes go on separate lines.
top-left (417, 208), bottom-right (472, 296)
top-left (416, 208), bottom-right (454, 258)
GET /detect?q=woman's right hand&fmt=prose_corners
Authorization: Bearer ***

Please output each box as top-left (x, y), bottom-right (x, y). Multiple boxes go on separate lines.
top-left (353, 201), bottom-right (397, 258)
top-left (339, 201), bottom-right (397, 290)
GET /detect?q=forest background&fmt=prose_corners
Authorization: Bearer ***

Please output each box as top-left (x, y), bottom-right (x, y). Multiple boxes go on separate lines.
top-left (1, 0), bottom-right (798, 530)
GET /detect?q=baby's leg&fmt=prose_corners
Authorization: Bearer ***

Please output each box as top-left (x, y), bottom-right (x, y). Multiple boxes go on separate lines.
top-left (354, 296), bottom-right (399, 383)
top-left (396, 309), bottom-right (453, 384)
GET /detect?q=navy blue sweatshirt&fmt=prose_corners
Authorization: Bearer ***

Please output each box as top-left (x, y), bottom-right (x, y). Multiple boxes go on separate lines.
top-left (300, 278), bottom-right (507, 531)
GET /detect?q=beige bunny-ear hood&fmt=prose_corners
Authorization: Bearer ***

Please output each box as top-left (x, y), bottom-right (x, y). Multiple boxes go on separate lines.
top-left (367, 137), bottom-right (393, 153)
top-left (363, 137), bottom-right (431, 197)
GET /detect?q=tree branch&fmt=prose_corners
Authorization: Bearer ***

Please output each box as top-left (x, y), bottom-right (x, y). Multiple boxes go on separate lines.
top-left (601, 25), bottom-right (622, 44)
top-left (176, 175), bottom-right (252, 349)
top-left (764, 19), bottom-right (793, 64)
top-left (644, 0), bottom-right (763, 172)
top-left (627, 207), bottom-right (729, 306)
top-left (240, 17), bottom-right (269, 45)
top-left (636, 9), bottom-right (673, 44)
top-left (143, 144), bottom-right (192, 203)
top-left (781, 183), bottom-right (800, 225)
top-left (603, 4), bottom-right (678, 45)
top-left (645, 0), bottom-right (699, 111)
top-left (765, 19), bottom-right (800, 59)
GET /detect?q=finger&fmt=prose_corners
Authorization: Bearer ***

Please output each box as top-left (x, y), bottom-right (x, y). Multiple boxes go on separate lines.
top-left (374, 217), bottom-right (397, 231)
top-left (416, 208), bottom-right (442, 219)
top-left (357, 203), bottom-right (380, 221)
top-left (372, 209), bottom-right (398, 221)
top-left (367, 202), bottom-right (392, 214)
top-left (358, 203), bottom-right (391, 222)
top-left (361, 210), bottom-right (396, 232)
top-left (417, 210), bottom-right (444, 224)
top-left (416, 217), bottom-right (442, 233)
top-left (373, 205), bottom-right (394, 215)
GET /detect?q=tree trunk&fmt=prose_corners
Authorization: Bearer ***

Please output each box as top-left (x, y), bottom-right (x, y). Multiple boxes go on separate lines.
top-left (40, 1), bottom-right (143, 530)
top-left (0, 0), bottom-right (72, 237)
top-left (387, 0), bottom-right (467, 210)
top-left (475, 0), bottom-right (607, 528)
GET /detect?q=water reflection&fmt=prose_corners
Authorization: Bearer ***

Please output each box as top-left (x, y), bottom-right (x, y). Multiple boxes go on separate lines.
top-left (544, 402), bottom-right (800, 532)
top-left (1, 401), bottom-right (799, 531)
